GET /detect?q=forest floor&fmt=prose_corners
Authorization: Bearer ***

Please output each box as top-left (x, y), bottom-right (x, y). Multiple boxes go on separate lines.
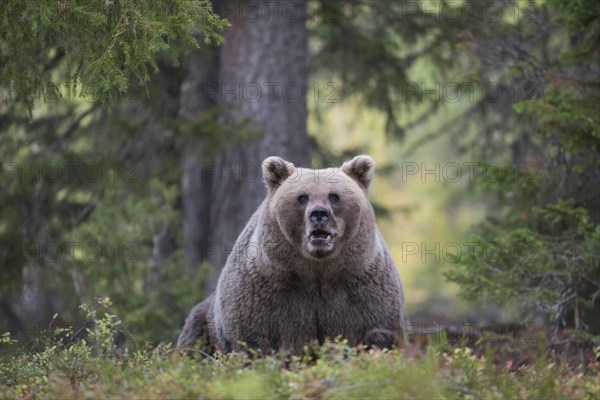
top-left (1, 318), bottom-right (598, 399)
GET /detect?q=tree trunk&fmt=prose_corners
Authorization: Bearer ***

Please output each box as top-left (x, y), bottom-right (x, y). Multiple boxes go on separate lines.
top-left (145, 64), bottom-right (182, 296)
top-left (205, 0), bottom-right (309, 291)
top-left (180, 46), bottom-right (220, 274)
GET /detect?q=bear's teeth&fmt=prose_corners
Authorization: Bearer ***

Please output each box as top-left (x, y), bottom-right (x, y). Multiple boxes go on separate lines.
top-left (311, 230), bottom-right (329, 239)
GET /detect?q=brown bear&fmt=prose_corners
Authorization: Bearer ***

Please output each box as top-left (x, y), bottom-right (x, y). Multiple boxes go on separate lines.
top-left (177, 155), bottom-right (405, 353)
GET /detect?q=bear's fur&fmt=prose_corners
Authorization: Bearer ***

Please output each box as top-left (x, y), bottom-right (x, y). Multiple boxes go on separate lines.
top-left (177, 155), bottom-right (405, 353)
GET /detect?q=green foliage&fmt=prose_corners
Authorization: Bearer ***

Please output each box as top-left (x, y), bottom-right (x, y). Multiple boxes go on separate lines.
top-left (513, 79), bottom-right (600, 160)
top-left (547, 0), bottom-right (600, 34)
top-left (1, 302), bottom-right (598, 399)
top-left (0, 0), bottom-right (228, 111)
top-left (446, 0), bottom-right (600, 345)
top-left (446, 200), bottom-right (600, 341)
top-left (0, 78), bottom-right (215, 345)
top-left (310, 0), bottom-right (460, 138)
top-left (58, 153), bottom-right (214, 344)
top-left (0, 333), bottom-right (16, 346)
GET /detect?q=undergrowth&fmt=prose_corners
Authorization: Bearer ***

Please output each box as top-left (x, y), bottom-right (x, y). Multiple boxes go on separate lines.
top-left (1, 298), bottom-right (598, 399)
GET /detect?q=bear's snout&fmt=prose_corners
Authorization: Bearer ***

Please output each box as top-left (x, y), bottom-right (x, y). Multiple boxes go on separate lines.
top-left (309, 206), bottom-right (329, 225)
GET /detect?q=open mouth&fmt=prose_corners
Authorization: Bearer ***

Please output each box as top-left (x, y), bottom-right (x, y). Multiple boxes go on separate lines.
top-left (309, 229), bottom-right (333, 245)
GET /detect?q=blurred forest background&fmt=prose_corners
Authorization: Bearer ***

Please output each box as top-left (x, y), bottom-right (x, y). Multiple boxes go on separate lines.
top-left (1, 0), bottom-right (599, 351)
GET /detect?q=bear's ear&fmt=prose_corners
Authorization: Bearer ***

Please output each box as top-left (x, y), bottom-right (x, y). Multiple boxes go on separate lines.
top-left (262, 156), bottom-right (295, 192)
top-left (341, 155), bottom-right (375, 190)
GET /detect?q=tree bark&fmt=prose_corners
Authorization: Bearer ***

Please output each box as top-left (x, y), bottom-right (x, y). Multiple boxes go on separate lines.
top-left (205, 0), bottom-right (309, 291)
top-left (137, 59), bottom-right (183, 295)
top-left (180, 46), bottom-right (220, 273)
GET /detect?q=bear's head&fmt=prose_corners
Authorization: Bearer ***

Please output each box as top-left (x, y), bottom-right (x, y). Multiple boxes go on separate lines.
top-left (262, 155), bottom-right (376, 261)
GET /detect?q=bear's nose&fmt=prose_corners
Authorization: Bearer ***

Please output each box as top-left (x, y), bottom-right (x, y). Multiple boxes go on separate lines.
top-left (309, 207), bottom-right (329, 224)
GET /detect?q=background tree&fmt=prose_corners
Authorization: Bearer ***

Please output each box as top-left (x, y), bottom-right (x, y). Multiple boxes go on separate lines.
top-left (444, 0), bottom-right (600, 348)
top-left (0, 0), bottom-right (227, 341)
top-left (0, 0), bottom-right (226, 111)
top-left (205, 0), bottom-right (308, 289)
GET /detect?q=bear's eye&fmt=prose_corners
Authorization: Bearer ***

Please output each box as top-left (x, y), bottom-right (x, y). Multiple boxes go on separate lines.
top-left (297, 194), bottom-right (308, 204)
top-left (329, 193), bottom-right (340, 203)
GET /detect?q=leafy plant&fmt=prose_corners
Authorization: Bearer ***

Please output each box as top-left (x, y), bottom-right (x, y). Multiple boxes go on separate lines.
top-left (1, 0), bottom-right (228, 111)
top-left (1, 311), bottom-right (598, 399)
top-left (446, 0), bottom-right (600, 348)
top-left (446, 200), bottom-right (600, 343)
